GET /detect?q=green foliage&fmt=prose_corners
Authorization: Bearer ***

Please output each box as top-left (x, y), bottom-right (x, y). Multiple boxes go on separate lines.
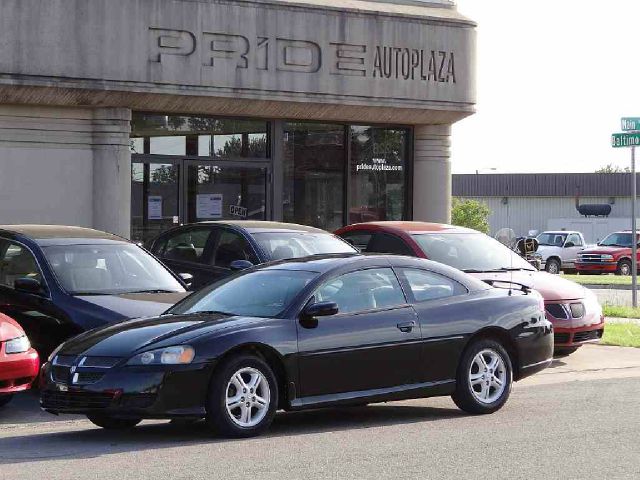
top-left (596, 163), bottom-right (630, 173)
top-left (451, 198), bottom-right (491, 234)
top-left (601, 322), bottom-right (640, 348)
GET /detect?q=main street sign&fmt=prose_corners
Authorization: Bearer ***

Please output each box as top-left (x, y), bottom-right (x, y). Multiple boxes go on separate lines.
top-left (622, 118), bottom-right (640, 131)
top-left (612, 132), bottom-right (640, 148)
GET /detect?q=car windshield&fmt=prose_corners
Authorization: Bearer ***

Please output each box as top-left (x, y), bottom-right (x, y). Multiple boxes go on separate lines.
top-left (42, 244), bottom-right (185, 295)
top-left (169, 269), bottom-right (318, 318)
top-left (537, 233), bottom-right (567, 246)
top-left (411, 233), bottom-right (535, 272)
top-left (598, 232), bottom-right (636, 247)
top-left (252, 232), bottom-right (357, 261)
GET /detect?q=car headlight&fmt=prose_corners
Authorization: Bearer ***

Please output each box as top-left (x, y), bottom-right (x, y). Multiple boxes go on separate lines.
top-left (582, 290), bottom-right (603, 317)
top-left (4, 336), bottom-right (31, 354)
top-left (601, 254), bottom-right (614, 260)
top-left (127, 346), bottom-right (195, 366)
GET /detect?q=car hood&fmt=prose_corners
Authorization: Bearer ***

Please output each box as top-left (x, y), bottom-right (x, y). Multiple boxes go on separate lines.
top-left (75, 292), bottom-right (189, 320)
top-left (0, 313), bottom-right (25, 341)
top-left (468, 270), bottom-right (586, 302)
top-left (58, 313), bottom-right (260, 357)
top-left (580, 246), bottom-right (629, 254)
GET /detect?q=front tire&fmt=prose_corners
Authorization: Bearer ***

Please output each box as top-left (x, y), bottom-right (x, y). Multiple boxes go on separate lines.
top-left (87, 414), bottom-right (142, 430)
top-left (616, 259), bottom-right (632, 276)
top-left (0, 394), bottom-right (13, 408)
top-left (452, 339), bottom-right (513, 415)
top-left (545, 258), bottom-right (561, 274)
top-left (205, 354), bottom-right (278, 438)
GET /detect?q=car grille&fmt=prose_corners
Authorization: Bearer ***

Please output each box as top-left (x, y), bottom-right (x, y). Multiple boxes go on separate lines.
top-left (52, 365), bottom-right (71, 383)
top-left (51, 356), bottom-right (121, 384)
top-left (75, 372), bottom-right (105, 384)
top-left (578, 254), bottom-right (607, 263)
top-left (546, 304), bottom-right (569, 320)
top-left (41, 391), bottom-right (115, 410)
top-left (573, 329), bottom-right (603, 343)
top-left (554, 333), bottom-right (570, 344)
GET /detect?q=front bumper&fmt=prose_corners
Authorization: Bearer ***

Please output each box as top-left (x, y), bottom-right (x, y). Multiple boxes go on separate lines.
top-left (0, 349), bottom-right (39, 394)
top-left (553, 321), bottom-right (605, 348)
top-left (40, 361), bottom-right (215, 418)
top-left (575, 262), bottom-right (616, 273)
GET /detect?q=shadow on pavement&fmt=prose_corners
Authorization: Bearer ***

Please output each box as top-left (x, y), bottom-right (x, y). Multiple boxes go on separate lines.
top-left (0, 403), bottom-right (466, 465)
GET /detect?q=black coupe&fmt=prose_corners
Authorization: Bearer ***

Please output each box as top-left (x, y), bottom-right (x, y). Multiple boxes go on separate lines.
top-left (41, 254), bottom-right (553, 437)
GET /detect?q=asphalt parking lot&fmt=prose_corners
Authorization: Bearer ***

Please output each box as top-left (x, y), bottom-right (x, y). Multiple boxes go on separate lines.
top-left (1, 344), bottom-right (639, 480)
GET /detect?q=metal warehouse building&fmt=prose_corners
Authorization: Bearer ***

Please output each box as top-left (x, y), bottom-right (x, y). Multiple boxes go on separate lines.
top-left (453, 173), bottom-right (639, 243)
top-left (0, 0), bottom-right (476, 242)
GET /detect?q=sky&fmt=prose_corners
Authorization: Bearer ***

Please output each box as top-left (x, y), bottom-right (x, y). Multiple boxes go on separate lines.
top-left (451, 0), bottom-right (640, 174)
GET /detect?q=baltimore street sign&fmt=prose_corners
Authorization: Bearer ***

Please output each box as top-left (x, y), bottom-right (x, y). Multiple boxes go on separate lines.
top-left (612, 132), bottom-right (640, 148)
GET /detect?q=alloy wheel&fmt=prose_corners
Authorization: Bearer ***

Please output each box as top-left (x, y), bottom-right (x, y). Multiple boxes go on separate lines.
top-left (468, 349), bottom-right (507, 404)
top-left (225, 367), bottom-right (271, 428)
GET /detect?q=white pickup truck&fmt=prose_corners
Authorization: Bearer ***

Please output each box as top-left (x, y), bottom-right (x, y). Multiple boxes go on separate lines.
top-left (536, 231), bottom-right (589, 274)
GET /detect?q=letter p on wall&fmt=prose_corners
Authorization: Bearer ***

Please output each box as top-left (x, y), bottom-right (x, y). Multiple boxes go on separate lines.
top-left (149, 28), bottom-right (196, 62)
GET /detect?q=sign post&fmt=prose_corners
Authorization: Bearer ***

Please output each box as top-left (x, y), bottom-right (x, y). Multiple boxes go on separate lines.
top-left (612, 123), bottom-right (640, 307)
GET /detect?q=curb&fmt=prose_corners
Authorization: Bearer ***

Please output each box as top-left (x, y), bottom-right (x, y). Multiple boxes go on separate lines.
top-left (583, 284), bottom-right (635, 291)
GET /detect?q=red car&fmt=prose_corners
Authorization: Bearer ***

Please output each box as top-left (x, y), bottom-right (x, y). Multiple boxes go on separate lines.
top-left (0, 312), bottom-right (40, 407)
top-left (336, 222), bottom-right (605, 356)
top-left (576, 230), bottom-right (639, 275)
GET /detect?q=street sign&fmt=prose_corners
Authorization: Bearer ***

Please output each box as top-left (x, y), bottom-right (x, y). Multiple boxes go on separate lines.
top-left (622, 118), bottom-right (640, 131)
top-left (612, 132), bottom-right (640, 148)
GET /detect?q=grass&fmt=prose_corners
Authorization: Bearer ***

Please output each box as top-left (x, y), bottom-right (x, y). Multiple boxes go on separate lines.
top-left (602, 305), bottom-right (640, 319)
top-left (601, 322), bottom-right (640, 348)
top-left (562, 274), bottom-right (632, 286)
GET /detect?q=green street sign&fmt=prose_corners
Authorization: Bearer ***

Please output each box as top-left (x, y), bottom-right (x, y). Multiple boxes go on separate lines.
top-left (612, 132), bottom-right (640, 148)
top-left (622, 118), bottom-right (640, 131)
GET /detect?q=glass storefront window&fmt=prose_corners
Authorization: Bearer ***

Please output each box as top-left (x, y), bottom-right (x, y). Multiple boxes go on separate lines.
top-left (131, 113), bottom-right (269, 159)
top-left (283, 123), bottom-right (345, 231)
top-left (349, 126), bottom-right (408, 223)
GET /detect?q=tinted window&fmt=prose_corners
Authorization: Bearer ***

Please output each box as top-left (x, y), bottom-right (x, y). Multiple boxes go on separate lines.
top-left (369, 233), bottom-right (414, 256)
top-left (159, 228), bottom-right (212, 264)
top-left (213, 230), bottom-right (258, 268)
top-left (314, 268), bottom-right (406, 314)
top-left (339, 232), bottom-right (373, 252)
top-left (0, 240), bottom-right (42, 289)
top-left (171, 269), bottom-right (318, 318)
top-left (399, 268), bottom-right (467, 302)
top-left (411, 233), bottom-right (535, 272)
top-left (42, 244), bottom-right (184, 295)
top-left (537, 233), bottom-right (567, 247)
top-left (599, 232), bottom-right (636, 248)
top-left (252, 232), bottom-right (356, 261)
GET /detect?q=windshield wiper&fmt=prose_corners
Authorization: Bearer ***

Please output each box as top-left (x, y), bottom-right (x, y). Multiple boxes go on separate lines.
top-left (463, 267), bottom-right (533, 273)
top-left (126, 289), bottom-right (179, 294)
top-left (184, 310), bottom-right (233, 316)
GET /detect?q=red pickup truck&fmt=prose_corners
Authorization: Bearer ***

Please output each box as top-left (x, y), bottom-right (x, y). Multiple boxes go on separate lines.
top-left (575, 231), bottom-right (639, 275)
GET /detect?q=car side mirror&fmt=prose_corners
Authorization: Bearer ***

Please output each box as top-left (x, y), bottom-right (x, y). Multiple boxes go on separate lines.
top-left (564, 242), bottom-right (575, 248)
top-left (303, 301), bottom-right (339, 318)
top-left (229, 260), bottom-right (254, 271)
top-left (14, 277), bottom-right (44, 295)
top-left (178, 272), bottom-right (194, 288)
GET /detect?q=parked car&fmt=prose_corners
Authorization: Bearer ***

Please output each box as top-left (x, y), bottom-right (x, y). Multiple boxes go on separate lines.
top-left (147, 221), bottom-right (358, 290)
top-left (575, 230), bottom-right (639, 275)
top-left (41, 254), bottom-right (552, 437)
top-left (336, 222), bottom-right (604, 356)
top-left (0, 225), bottom-right (189, 360)
top-left (536, 231), bottom-right (587, 274)
top-left (0, 312), bottom-right (39, 407)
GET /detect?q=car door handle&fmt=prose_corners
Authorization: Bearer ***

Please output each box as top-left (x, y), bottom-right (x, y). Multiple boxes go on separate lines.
top-left (397, 321), bottom-right (416, 333)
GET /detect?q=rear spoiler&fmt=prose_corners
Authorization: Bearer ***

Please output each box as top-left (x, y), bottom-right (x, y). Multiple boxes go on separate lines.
top-left (482, 279), bottom-right (532, 294)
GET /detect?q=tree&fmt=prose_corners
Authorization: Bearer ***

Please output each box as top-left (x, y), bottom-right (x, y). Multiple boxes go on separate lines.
top-left (595, 163), bottom-right (630, 173)
top-left (451, 198), bottom-right (491, 234)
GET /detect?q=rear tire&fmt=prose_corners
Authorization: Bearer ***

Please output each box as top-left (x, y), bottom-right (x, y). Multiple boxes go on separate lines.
top-left (0, 394), bottom-right (13, 408)
top-left (452, 339), bottom-right (513, 415)
top-left (87, 414), bottom-right (142, 430)
top-left (545, 258), bottom-right (561, 274)
top-left (205, 354), bottom-right (278, 438)
top-left (616, 259), bottom-right (632, 276)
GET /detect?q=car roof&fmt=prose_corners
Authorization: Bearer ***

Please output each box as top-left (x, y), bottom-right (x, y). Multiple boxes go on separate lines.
top-left (184, 221), bottom-right (328, 234)
top-left (0, 225), bottom-right (127, 245)
top-left (340, 221), bottom-right (480, 235)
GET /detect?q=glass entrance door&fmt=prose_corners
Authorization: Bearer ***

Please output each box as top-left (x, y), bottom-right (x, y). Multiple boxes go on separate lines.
top-left (131, 162), bottom-right (180, 243)
top-left (185, 162), bottom-right (268, 223)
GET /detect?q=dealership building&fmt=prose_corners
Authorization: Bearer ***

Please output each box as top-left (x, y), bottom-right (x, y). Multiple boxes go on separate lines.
top-left (0, 0), bottom-right (476, 242)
